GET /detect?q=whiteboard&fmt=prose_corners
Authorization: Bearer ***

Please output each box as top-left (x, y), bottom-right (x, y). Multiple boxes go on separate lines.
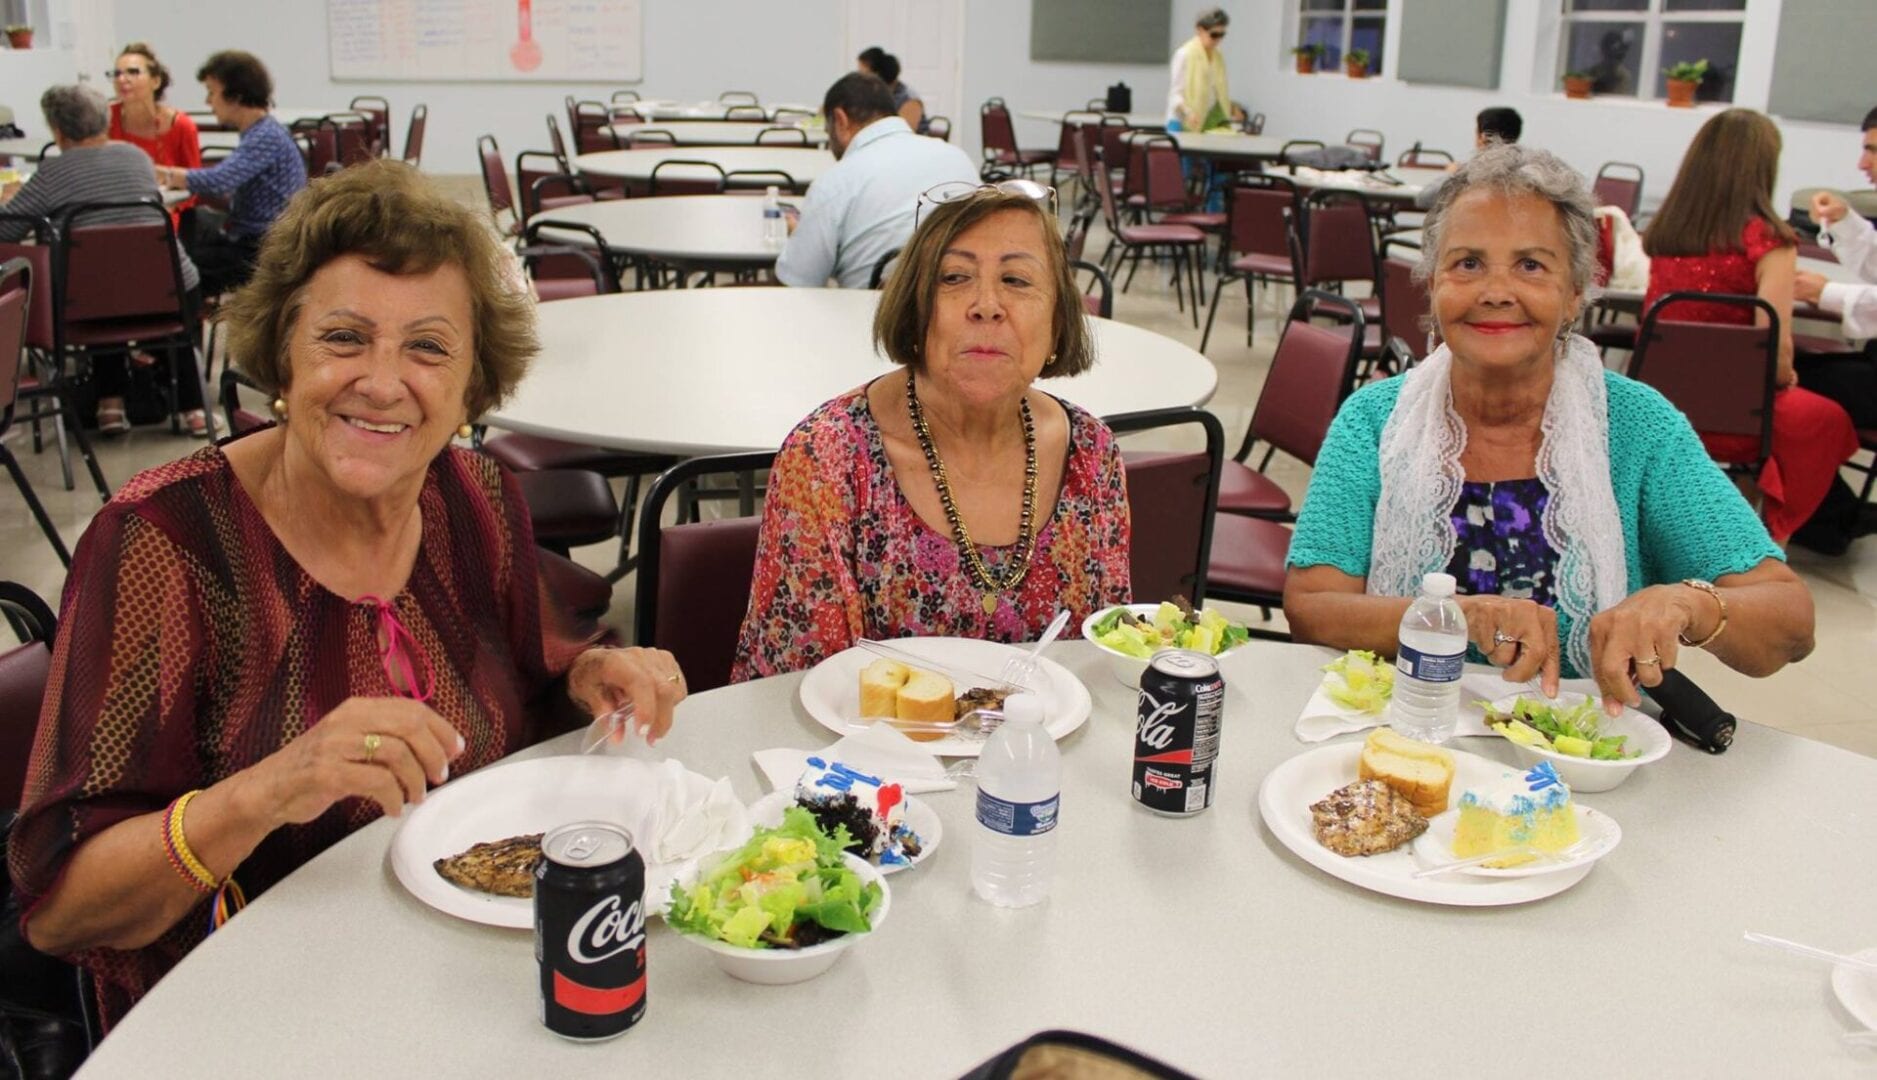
top-left (327, 0), bottom-right (643, 82)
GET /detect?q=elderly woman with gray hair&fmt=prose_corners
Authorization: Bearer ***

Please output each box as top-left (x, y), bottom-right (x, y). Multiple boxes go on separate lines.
top-left (1283, 143), bottom-right (1815, 716)
top-left (0, 84), bottom-right (206, 435)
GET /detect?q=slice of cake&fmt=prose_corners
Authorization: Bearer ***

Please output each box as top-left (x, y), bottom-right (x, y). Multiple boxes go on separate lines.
top-left (1357, 727), bottom-right (1455, 818)
top-left (793, 757), bottom-right (923, 866)
top-left (1450, 761), bottom-right (1580, 868)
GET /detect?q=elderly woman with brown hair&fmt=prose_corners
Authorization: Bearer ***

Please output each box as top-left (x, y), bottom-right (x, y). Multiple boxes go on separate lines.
top-left (732, 183), bottom-right (1131, 680)
top-left (1284, 144), bottom-right (1815, 716)
top-left (8, 161), bottom-right (687, 1026)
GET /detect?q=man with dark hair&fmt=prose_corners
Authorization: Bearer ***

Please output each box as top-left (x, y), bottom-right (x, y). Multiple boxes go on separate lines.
top-left (155, 50), bottom-right (304, 295)
top-left (1475, 106), bottom-right (1522, 147)
top-left (1791, 106), bottom-right (1877, 427)
top-left (774, 72), bottom-right (975, 288)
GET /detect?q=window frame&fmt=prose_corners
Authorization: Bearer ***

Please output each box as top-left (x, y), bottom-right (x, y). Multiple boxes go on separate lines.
top-left (1294, 0), bottom-right (1389, 76)
top-left (1557, 0), bottom-right (1746, 102)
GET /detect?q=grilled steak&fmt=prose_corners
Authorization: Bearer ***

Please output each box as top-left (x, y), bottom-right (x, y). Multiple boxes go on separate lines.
top-left (433, 833), bottom-right (544, 898)
top-left (1310, 779), bottom-right (1428, 857)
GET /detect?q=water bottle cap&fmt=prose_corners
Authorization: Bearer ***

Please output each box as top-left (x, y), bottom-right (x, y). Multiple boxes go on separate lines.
top-left (765, 185), bottom-right (779, 196)
top-left (1421, 572), bottom-right (1456, 598)
top-left (1002, 692), bottom-right (1044, 726)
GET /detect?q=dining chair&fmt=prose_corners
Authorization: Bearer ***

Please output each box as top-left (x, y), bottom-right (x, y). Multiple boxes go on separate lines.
top-left (512, 469), bottom-right (621, 559)
top-left (347, 95), bottom-right (391, 157)
top-left (1277, 139), bottom-right (1326, 173)
top-left (771, 107), bottom-right (815, 126)
top-left (723, 169), bottom-right (797, 193)
top-left (724, 104), bottom-right (767, 122)
top-left (1103, 407), bottom-right (1224, 605)
top-left (1200, 173), bottom-right (1301, 352)
top-left (649, 159), bottom-right (727, 196)
top-left (1243, 111), bottom-right (1267, 136)
top-left (0, 258), bottom-right (69, 566)
top-left (538, 547), bottom-right (614, 622)
top-left (1630, 292), bottom-right (1778, 479)
top-left (1396, 146), bottom-right (1453, 169)
top-left (978, 99), bottom-right (1053, 181)
top-left (719, 91), bottom-right (760, 105)
top-left (0, 213), bottom-right (109, 500)
top-left (1093, 148), bottom-right (1205, 326)
top-left (926, 116), bottom-right (952, 142)
top-left (1345, 128), bottom-right (1385, 163)
top-left (217, 367), bottom-right (271, 436)
top-left (1291, 190), bottom-right (1385, 328)
top-left (400, 104), bottom-right (427, 166)
top-left (571, 101), bottom-right (620, 155)
top-left (1379, 236), bottom-right (1431, 367)
top-left (0, 580), bottom-right (56, 808)
top-left (1071, 259), bottom-right (1114, 319)
top-left (869, 247), bottom-right (902, 290)
top-left (633, 451), bottom-right (777, 692)
top-left (755, 127), bottom-right (808, 146)
top-left (1049, 110), bottom-right (1104, 190)
top-left (1593, 162), bottom-right (1645, 220)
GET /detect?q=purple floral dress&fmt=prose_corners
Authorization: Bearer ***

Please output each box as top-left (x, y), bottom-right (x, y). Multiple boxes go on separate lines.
top-left (1444, 478), bottom-right (1557, 606)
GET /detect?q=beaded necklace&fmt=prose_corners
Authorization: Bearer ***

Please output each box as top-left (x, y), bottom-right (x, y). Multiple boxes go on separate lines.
top-left (906, 371), bottom-right (1038, 615)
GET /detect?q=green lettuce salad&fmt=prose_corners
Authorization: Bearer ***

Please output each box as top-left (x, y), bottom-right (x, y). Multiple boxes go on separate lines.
top-left (1320, 650), bottom-right (1394, 713)
top-left (1091, 599), bottom-right (1251, 659)
top-left (1484, 696), bottom-right (1637, 761)
top-left (666, 807), bottom-right (882, 950)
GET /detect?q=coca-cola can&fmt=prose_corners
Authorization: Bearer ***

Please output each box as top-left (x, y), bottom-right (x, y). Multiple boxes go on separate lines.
top-left (535, 821), bottom-right (647, 1041)
top-left (1133, 648), bottom-right (1226, 816)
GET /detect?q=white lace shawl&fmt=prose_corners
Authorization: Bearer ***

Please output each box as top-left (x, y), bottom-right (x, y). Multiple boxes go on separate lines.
top-left (1367, 335), bottom-right (1628, 674)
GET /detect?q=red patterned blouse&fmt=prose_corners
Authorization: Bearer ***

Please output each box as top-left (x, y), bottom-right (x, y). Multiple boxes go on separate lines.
top-left (731, 387), bottom-right (1132, 681)
top-left (8, 437), bottom-right (599, 1026)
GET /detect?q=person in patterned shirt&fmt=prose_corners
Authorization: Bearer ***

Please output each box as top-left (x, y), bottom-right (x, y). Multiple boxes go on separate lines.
top-left (733, 184), bottom-right (1131, 680)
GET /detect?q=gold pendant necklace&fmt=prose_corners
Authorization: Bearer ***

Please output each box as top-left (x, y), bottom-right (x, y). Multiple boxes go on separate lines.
top-left (906, 372), bottom-right (1039, 613)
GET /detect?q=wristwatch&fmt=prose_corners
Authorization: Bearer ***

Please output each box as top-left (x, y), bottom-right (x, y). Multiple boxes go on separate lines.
top-left (1678, 578), bottom-right (1727, 649)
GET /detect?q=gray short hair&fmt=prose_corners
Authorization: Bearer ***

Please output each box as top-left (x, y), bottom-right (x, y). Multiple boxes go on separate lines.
top-left (1415, 143), bottom-right (1601, 303)
top-left (40, 85), bottom-right (108, 142)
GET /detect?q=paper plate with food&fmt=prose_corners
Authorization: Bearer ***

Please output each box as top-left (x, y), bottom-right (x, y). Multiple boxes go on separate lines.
top-left (1256, 728), bottom-right (1608, 906)
top-left (1482, 691), bottom-right (1670, 792)
top-left (1082, 598), bottom-right (1252, 685)
top-left (389, 755), bottom-right (752, 929)
top-left (798, 637), bottom-right (1091, 757)
top-left (747, 754), bottom-right (941, 875)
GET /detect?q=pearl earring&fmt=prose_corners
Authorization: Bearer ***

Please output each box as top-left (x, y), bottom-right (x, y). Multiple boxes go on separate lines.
top-left (457, 423), bottom-right (474, 440)
top-left (270, 397), bottom-right (287, 419)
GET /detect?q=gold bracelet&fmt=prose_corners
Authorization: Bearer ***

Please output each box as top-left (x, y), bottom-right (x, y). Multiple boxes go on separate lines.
top-left (1678, 578), bottom-right (1728, 649)
top-left (163, 789), bottom-right (220, 893)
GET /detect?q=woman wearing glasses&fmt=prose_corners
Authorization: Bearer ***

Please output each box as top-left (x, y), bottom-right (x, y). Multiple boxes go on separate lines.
top-left (1168, 9), bottom-right (1237, 133)
top-left (106, 42), bottom-right (199, 220)
top-left (732, 184), bottom-right (1131, 680)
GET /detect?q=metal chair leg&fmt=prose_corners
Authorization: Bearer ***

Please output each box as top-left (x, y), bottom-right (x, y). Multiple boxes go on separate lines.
top-left (2, 445), bottom-right (71, 567)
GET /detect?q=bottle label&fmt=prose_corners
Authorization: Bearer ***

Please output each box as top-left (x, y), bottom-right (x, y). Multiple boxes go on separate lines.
top-left (1396, 642), bottom-right (1463, 683)
top-left (975, 789), bottom-right (1059, 837)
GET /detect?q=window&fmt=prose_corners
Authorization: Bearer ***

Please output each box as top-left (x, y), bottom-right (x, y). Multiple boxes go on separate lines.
top-left (1558, 0), bottom-right (1745, 103)
top-left (1297, 0), bottom-right (1387, 75)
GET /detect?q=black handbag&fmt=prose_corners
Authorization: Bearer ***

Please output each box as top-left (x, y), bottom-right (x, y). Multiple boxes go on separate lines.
top-left (959, 1029), bottom-right (1199, 1080)
top-left (1105, 83), bottom-right (1132, 113)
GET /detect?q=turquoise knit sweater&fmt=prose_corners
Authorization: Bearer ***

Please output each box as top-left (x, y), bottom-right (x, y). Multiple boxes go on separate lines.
top-left (1286, 370), bottom-right (1783, 677)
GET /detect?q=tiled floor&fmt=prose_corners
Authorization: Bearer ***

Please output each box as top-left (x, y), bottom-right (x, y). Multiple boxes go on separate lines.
top-left (3, 185), bottom-right (1873, 757)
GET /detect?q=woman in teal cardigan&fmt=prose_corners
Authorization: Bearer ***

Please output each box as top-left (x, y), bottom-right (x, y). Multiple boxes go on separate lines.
top-left (1284, 144), bottom-right (1815, 717)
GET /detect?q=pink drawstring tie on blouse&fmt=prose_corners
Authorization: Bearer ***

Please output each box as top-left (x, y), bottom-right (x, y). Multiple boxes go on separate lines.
top-left (359, 595), bottom-right (434, 702)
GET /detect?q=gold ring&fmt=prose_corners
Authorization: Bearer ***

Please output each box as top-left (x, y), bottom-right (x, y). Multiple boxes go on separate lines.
top-left (666, 673), bottom-right (682, 685)
top-left (363, 733), bottom-right (382, 763)
top-left (1636, 655), bottom-right (1661, 666)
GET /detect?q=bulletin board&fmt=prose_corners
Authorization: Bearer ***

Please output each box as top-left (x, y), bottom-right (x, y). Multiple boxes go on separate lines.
top-left (327, 0), bottom-right (642, 83)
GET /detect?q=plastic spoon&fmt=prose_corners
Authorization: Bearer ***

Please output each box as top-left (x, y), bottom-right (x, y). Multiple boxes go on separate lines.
top-left (1742, 932), bottom-right (1877, 976)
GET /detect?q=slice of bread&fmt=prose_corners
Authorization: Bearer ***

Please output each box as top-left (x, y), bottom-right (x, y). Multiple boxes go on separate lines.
top-left (893, 668), bottom-right (956, 741)
top-left (859, 659), bottom-right (910, 718)
top-left (1357, 727), bottom-right (1455, 818)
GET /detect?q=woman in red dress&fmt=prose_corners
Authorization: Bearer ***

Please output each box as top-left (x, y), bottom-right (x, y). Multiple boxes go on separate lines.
top-left (1643, 108), bottom-right (1859, 542)
top-left (106, 42), bottom-right (200, 221)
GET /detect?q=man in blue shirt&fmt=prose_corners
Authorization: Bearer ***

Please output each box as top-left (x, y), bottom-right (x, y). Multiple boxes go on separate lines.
top-left (775, 73), bottom-right (976, 289)
top-left (154, 50), bottom-right (306, 295)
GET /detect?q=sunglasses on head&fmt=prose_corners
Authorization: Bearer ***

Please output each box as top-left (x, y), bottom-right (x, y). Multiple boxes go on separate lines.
top-left (915, 179), bottom-right (1058, 228)
top-left (108, 66), bottom-right (148, 78)
top-left (1207, 30), bottom-right (1226, 39)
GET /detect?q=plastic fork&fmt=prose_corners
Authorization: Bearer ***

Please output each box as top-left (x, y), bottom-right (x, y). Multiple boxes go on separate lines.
top-left (839, 708), bottom-right (1006, 742)
top-left (1412, 840), bottom-right (1588, 879)
top-left (997, 609), bottom-right (1071, 692)
top-left (579, 701), bottom-right (640, 755)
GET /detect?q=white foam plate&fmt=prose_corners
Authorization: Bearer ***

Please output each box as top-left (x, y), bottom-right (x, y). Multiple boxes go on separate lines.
top-left (1410, 803), bottom-right (1621, 878)
top-left (1833, 947), bottom-right (1877, 1031)
top-left (747, 790), bottom-right (940, 875)
top-left (388, 756), bottom-right (745, 928)
top-left (1256, 741), bottom-right (1596, 906)
top-left (798, 637), bottom-right (1092, 757)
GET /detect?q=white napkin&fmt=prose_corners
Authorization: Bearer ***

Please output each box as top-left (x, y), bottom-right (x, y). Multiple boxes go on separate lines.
top-left (1294, 671), bottom-right (1550, 743)
top-left (645, 759), bottom-right (750, 865)
top-left (751, 723), bottom-right (956, 795)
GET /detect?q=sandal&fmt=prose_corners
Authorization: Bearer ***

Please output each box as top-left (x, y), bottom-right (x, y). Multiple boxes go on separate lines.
top-left (130, 350), bottom-right (159, 369)
top-left (97, 404), bottom-right (130, 436)
top-left (182, 409), bottom-right (210, 438)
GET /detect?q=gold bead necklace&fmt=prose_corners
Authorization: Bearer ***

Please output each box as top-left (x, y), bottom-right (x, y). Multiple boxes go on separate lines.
top-left (906, 372), bottom-right (1039, 615)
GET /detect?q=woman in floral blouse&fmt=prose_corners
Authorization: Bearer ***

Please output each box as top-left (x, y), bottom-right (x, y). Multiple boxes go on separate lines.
top-left (732, 184), bottom-right (1131, 680)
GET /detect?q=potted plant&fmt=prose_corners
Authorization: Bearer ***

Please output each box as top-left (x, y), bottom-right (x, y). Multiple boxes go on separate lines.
top-left (1345, 48), bottom-right (1371, 79)
top-left (1291, 44), bottom-right (1323, 75)
top-left (1563, 71), bottom-right (1594, 99)
top-left (1663, 59), bottom-right (1708, 108)
top-left (4, 25), bottom-right (31, 49)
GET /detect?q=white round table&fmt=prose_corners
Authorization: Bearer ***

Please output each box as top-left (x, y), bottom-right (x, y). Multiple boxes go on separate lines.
top-left (486, 288), bottom-right (1217, 455)
top-left (575, 147), bottom-right (835, 194)
top-left (70, 642), bottom-right (1877, 1078)
top-left (529, 196), bottom-right (778, 274)
top-left (627, 100), bottom-right (816, 122)
top-left (1165, 131), bottom-right (1295, 164)
top-left (602, 121), bottom-right (827, 148)
top-left (1016, 108), bottom-right (1166, 131)
top-left (1285, 164), bottom-right (1451, 205)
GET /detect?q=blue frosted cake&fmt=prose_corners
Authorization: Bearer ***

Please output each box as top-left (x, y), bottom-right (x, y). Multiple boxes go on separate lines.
top-left (1451, 761), bottom-right (1580, 868)
top-left (794, 757), bottom-right (924, 867)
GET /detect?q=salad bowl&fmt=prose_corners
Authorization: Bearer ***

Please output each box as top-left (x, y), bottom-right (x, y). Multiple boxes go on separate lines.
top-left (1082, 602), bottom-right (1249, 687)
top-left (1485, 692), bottom-right (1671, 792)
top-left (669, 852), bottom-right (891, 985)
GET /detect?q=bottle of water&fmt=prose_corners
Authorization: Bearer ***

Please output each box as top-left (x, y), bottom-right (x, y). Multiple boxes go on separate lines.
top-left (761, 186), bottom-right (784, 248)
top-left (971, 693), bottom-right (1060, 908)
top-left (1389, 571), bottom-right (1468, 744)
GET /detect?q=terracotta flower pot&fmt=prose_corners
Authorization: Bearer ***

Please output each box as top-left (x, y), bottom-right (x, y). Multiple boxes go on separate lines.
top-left (1345, 59), bottom-right (1368, 79)
top-left (5, 30), bottom-right (31, 49)
top-left (1564, 77), bottom-right (1593, 100)
top-left (1294, 55), bottom-right (1315, 75)
top-left (1665, 78), bottom-right (1698, 108)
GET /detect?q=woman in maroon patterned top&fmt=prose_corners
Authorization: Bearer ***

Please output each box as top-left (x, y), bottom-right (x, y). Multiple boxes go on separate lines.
top-left (1642, 108), bottom-right (1859, 542)
top-left (7, 162), bottom-right (688, 1026)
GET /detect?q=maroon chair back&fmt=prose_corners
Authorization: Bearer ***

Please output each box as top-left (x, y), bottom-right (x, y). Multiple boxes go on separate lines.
top-left (0, 582), bottom-right (57, 811)
top-left (1345, 128), bottom-right (1384, 162)
top-left (756, 127), bottom-right (809, 146)
top-left (1381, 253), bottom-right (1429, 362)
top-left (1054, 112), bottom-right (1102, 175)
top-left (1249, 292), bottom-right (1364, 465)
top-left (980, 100), bottom-right (1018, 162)
top-left (1122, 135), bottom-right (1151, 200)
top-left (1593, 162), bottom-right (1644, 219)
top-left (1226, 177), bottom-right (1298, 260)
top-left (348, 96), bottom-right (391, 156)
top-left (331, 114), bottom-right (377, 167)
top-left (292, 119), bottom-right (340, 176)
top-left (1141, 137), bottom-right (1189, 212)
top-left (1632, 291), bottom-right (1777, 467)
top-left (0, 258), bottom-right (31, 424)
top-left (0, 226), bottom-right (54, 351)
top-left (522, 220), bottom-right (619, 297)
top-left (1106, 408), bottom-right (1224, 605)
top-left (649, 160), bottom-right (727, 196)
top-left (572, 101), bottom-right (618, 154)
top-left (57, 206), bottom-right (188, 326)
top-left (1100, 122), bottom-right (1132, 171)
top-left (1396, 146), bottom-right (1454, 169)
top-left (401, 104), bottom-right (427, 166)
top-left (1300, 197), bottom-right (1378, 287)
top-left (477, 135), bottom-right (516, 222)
top-left (219, 369), bottom-right (271, 435)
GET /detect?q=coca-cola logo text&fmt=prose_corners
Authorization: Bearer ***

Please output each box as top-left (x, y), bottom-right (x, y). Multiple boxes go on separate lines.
top-left (1137, 691), bottom-right (1184, 750)
top-left (568, 894), bottom-right (646, 964)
